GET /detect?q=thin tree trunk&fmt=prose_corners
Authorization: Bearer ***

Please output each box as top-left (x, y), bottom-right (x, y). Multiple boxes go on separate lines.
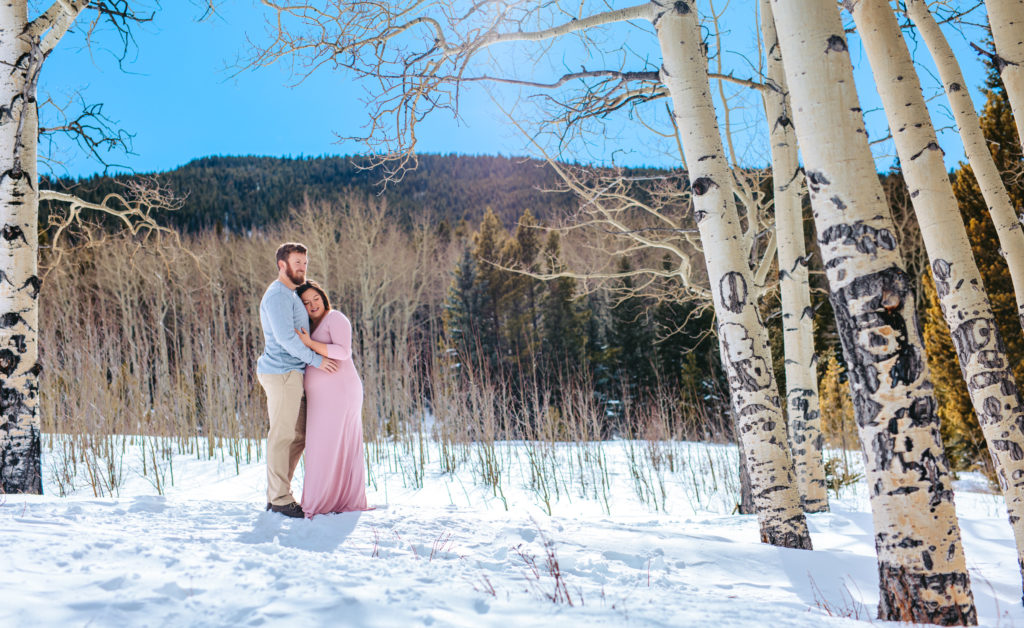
top-left (654, 0), bottom-right (811, 549)
top-left (0, 3), bottom-right (42, 495)
top-left (760, 0), bottom-right (828, 514)
top-left (771, 0), bottom-right (977, 623)
top-left (905, 0), bottom-right (1024, 335)
top-left (851, 0), bottom-right (1024, 605)
top-left (987, 0), bottom-right (1024, 155)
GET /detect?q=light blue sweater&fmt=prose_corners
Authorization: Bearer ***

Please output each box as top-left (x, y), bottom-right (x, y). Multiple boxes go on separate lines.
top-left (256, 280), bottom-right (323, 374)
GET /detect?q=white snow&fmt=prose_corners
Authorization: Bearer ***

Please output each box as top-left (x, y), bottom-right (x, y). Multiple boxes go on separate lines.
top-left (2, 436), bottom-right (1021, 627)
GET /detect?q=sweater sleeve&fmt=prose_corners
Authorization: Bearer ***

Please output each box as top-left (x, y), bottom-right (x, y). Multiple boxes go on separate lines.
top-left (267, 290), bottom-right (323, 368)
top-left (324, 311), bottom-right (353, 361)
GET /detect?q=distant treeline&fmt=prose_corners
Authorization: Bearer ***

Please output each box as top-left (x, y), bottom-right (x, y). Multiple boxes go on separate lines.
top-left (41, 154), bottom-right (668, 233)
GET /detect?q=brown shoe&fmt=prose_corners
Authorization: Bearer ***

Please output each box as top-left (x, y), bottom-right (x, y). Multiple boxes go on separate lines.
top-left (267, 501), bottom-right (305, 518)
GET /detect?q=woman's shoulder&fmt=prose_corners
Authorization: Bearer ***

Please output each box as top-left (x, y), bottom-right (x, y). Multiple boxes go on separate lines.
top-left (326, 309), bottom-right (350, 325)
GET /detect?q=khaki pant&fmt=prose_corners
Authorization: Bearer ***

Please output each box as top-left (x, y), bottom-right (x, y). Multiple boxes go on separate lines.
top-left (258, 371), bottom-right (307, 506)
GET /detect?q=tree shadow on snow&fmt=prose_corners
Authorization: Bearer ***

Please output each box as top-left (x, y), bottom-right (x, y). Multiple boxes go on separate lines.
top-left (237, 510), bottom-right (362, 552)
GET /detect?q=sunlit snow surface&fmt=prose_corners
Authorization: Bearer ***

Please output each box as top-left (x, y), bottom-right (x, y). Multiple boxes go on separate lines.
top-left (2, 437), bottom-right (1021, 627)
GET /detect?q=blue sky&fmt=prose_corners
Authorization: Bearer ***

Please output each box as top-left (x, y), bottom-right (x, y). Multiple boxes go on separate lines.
top-left (38, 1), bottom-right (992, 179)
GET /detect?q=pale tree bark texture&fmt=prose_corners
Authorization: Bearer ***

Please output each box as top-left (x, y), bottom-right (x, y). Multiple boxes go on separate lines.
top-left (771, 0), bottom-right (977, 623)
top-left (905, 0), bottom-right (1024, 336)
top-left (655, 0), bottom-right (811, 549)
top-left (760, 0), bottom-right (828, 514)
top-left (0, 2), bottom-right (41, 495)
top-left (986, 0), bottom-right (1024, 156)
top-left (849, 0), bottom-right (1024, 604)
top-left (0, 0), bottom-right (89, 494)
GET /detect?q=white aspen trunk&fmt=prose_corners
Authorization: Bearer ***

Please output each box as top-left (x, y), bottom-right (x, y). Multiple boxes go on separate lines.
top-left (771, 0), bottom-right (977, 623)
top-left (987, 0), bottom-right (1024, 155)
top-left (0, 3), bottom-right (41, 494)
top-left (905, 0), bottom-right (1024, 335)
top-left (850, 0), bottom-right (1024, 605)
top-left (760, 0), bottom-right (828, 514)
top-left (654, 0), bottom-right (811, 549)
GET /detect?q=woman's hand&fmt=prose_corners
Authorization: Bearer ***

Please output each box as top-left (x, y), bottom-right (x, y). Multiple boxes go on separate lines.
top-left (296, 327), bottom-right (313, 348)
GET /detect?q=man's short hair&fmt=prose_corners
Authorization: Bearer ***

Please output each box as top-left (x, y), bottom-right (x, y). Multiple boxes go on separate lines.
top-left (276, 242), bottom-right (308, 265)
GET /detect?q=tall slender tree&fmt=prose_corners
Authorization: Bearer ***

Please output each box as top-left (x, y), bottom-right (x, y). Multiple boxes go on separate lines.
top-left (771, 0), bottom-right (977, 622)
top-left (1, 1), bottom-right (169, 494)
top-left (904, 0), bottom-right (1024, 336)
top-left (985, 0), bottom-right (1024, 155)
top-left (760, 0), bottom-right (827, 514)
top-left (849, 0), bottom-right (1024, 601)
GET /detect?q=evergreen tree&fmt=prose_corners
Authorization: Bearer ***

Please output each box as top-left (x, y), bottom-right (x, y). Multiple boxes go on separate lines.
top-left (538, 232), bottom-right (589, 381)
top-left (471, 208), bottom-right (510, 378)
top-left (920, 270), bottom-right (988, 475)
top-left (444, 248), bottom-right (487, 377)
top-left (500, 210), bottom-right (543, 376)
top-left (607, 258), bottom-right (657, 400)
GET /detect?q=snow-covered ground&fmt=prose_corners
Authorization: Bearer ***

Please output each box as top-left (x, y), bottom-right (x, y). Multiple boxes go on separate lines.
top-left (2, 436), bottom-right (1021, 627)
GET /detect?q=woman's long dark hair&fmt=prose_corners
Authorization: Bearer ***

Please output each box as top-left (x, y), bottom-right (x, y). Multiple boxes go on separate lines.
top-left (296, 281), bottom-right (332, 324)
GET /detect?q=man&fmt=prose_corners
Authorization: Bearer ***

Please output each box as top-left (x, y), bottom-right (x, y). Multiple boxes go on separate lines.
top-left (256, 242), bottom-right (338, 518)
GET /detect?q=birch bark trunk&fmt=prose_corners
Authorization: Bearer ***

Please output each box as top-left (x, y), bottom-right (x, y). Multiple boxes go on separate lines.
top-left (760, 0), bottom-right (828, 514)
top-left (986, 0), bottom-right (1024, 155)
top-left (905, 0), bottom-right (1024, 335)
top-left (850, 0), bottom-right (1024, 604)
top-left (0, 2), bottom-right (42, 495)
top-left (771, 0), bottom-right (977, 623)
top-left (654, 0), bottom-right (811, 549)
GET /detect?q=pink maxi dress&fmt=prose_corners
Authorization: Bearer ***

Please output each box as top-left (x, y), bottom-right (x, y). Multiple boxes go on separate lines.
top-left (301, 309), bottom-right (368, 517)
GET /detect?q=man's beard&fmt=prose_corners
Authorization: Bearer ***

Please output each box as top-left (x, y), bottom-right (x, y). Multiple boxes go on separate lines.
top-left (286, 269), bottom-right (306, 285)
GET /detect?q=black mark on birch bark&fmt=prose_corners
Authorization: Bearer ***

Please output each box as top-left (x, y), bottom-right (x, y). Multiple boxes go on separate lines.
top-left (1, 224), bottom-right (26, 243)
top-left (820, 222), bottom-right (898, 256)
top-left (825, 35), bottom-right (848, 53)
top-left (0, 349), bottom-right (17, 376)
top-left (719, 272), bottom-right (748, 313)
top-left (691, 177), bottom-right (717, 196)
top-left (830, 267), bottom-right (923, 428)
top-left (806, 170), bottom-right (829, 193)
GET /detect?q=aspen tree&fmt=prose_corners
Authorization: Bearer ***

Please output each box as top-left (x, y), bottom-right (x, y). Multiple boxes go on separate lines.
top-left (760, 0), bottom-right (828, 514)
top-left (986, 0), bottom-right (1024, 155)
top-left (771, 0), bottom-right (977, 622)
top-left (252, 0), bottom-right (814, 548)
top-left (0, 1), bottom-right (98, 494)
top-left (0, 0), bottom-right (170, 493)
top-left (655, 1), bottom-right (810, 548)
top-left (904, 0), bottom-right (1024, 336)
top-left (850, 0), bottom-right (1024, 603)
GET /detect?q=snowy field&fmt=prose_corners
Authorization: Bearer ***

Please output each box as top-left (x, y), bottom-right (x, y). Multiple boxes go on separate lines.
top-left (2, 436), bottom-right (1022, 627)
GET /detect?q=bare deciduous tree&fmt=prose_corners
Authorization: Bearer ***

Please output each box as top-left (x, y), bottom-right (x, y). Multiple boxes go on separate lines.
top-left (772, 0), bottom-right (977, 622)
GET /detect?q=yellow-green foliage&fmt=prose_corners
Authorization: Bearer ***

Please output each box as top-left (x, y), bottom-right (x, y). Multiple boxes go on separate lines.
top-left (816, 350), bottom-right (856, 450)
top-left (920, 270), bottom-right (990, 476)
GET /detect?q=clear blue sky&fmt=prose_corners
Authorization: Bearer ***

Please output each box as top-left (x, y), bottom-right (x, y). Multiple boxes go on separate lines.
top-left (38, 1), bottom-right (992, 179)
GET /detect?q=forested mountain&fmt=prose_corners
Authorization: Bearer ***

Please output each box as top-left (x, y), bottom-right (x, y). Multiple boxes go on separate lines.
top-left (41, 154), bottom-right (626, 232)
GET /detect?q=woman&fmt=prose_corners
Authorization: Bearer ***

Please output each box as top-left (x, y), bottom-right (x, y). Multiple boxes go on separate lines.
top-left (294, 280), bottom-right (368, 516)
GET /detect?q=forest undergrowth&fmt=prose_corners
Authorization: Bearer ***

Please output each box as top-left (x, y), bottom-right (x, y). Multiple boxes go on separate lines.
top-left (38, 199), bottom-right (762, 512)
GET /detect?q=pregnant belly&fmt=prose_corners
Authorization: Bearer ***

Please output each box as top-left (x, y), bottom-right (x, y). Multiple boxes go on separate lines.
top-left (304, 364), bottom-right (361, 391)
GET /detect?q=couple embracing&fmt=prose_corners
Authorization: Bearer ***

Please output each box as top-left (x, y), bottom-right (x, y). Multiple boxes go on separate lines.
top-left (256, 242), bottom-right (369, 518)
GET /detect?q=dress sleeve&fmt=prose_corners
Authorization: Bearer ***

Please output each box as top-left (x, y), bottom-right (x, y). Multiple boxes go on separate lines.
top-left (324, 311), bottom-right (353, 361)
top-left (267, 290), bottom-right (323, 368)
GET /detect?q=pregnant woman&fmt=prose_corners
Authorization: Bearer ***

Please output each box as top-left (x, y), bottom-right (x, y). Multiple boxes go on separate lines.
top-left (295, 281), bottom-right (368, 516)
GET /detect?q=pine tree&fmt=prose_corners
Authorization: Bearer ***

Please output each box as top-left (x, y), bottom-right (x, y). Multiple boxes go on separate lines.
top-left (444, 248), bottom-right (487, 377)
top-left (500, 210), bottom-right (543, 376)
top-left (920, 270), bottom-right (988, 475)
top-left (471, 208), bottom-right (510, 378)
top-left (538, 232), bottom-right (589, 385)
top-left (607, 257), bottom-right (657, 401)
